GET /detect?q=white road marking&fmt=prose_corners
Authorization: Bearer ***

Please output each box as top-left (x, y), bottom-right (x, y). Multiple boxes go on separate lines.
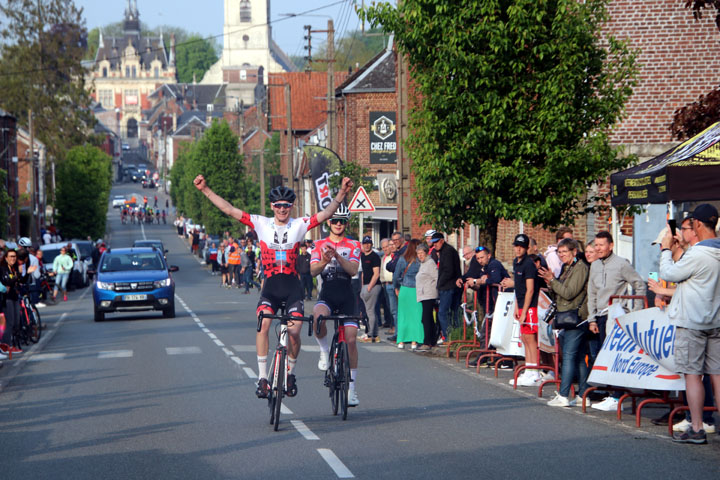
top-left (231, 356), bottom-right (246, 365)
top-left (281, 404), bottom-right (293, 414)
top-left (317, 449), bottom-right (354, 478)
top-left (213, 339), bottom-right (225, 347)
top-left (291, 420), bottom-right (318, 440)
top-left (232, 345), bottom-right (258, 352)
top-left (243, 367), bottom-right (257, 378)
top-left (166, 346), bottom-right (202, 355)
top-left (202, 328), bottom-right (210, 333)
top-left (28, 353), bottom-right (67, 362)
top-left (196, 322), bottom-right (205, 328)
top-left (301, 345), bottom-right (321, 352)
top-left (98, 350), bottom-right (133, 359)
top-left (207, 333), bottom-right (218, 340)
top-left (222, 348), bottom-right (234, 356)
top-left (362, 345), bottom-right (403, 353)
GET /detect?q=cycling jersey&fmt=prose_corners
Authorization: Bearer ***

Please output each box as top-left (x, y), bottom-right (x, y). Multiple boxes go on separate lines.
top-left (238, 213), bottom-right (320, 278)
top-left (310, 237), bottom-right (361, 282)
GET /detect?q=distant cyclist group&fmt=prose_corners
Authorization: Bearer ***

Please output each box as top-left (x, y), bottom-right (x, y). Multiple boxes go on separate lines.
top-left (121, 195), bottom-right (168, 225)
top-left (193, 174), bottom-right (365, 407)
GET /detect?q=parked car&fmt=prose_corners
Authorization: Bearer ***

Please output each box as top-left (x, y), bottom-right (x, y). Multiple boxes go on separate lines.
top-left (40, 241), bottom-right (90, 289)
top-left (133, 239), bottom-right (167, 259)
top-left (91, 247), bottom-right (178, 322)
top-left (112, 195), bottom-right (127, 208)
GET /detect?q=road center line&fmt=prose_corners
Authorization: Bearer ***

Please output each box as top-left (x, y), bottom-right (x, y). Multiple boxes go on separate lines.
top-left (281, 404), bottom-right (293, 414)
top-left (243, 367), bottom-right (257, 378)
top-left (317, 449), bottom-right (354, 478)
top-left (98, 350), bottom-right (133, 359)
top-left (213, 339), bottom-right (225, 347)
top-left (231, 356), bottom-right (246, 365)
top-left (291, 420), bottom-right (319, 440)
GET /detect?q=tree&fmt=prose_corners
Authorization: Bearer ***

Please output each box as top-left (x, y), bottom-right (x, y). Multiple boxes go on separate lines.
top-left (175, 35), bottom-right (218, 83)
top-left (55, 145), bottom-right (112, 239)
top-left (363, 0), bottom-right (638, 249)
top-left (247, 132), bottom-right (282, 214)
top-left (305, 27), bottom-right (391, 72)
top-left (0, 0), bottom-right (94, 161)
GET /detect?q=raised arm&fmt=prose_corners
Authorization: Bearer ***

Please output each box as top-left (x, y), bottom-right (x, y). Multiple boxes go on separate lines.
top-left (316, 177), bottom-right (354, 224)
top-left (193, 175), bottom-right (247, 223)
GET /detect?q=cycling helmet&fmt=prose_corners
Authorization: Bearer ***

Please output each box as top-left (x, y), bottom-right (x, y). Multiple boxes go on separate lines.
top-left (424, 229), bottom-right (436, 238)
top-left (268, 185), bottom-right (296, 203)
top-left (18, 236), bottom-right (32, 247)
top-left (331, 203), bottom-right (351, 220)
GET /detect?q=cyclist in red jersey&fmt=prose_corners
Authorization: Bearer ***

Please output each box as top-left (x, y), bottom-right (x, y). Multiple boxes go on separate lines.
top-left (193, 174), bottom-right (354, 399)
top-left (311, 204), bottom-right (363, 406)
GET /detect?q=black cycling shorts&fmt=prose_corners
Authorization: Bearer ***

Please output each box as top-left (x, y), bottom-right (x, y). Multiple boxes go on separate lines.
top-left (317, 279), bottom-right (358, 320)
top-left (257, 274), bottom-right (304, 317)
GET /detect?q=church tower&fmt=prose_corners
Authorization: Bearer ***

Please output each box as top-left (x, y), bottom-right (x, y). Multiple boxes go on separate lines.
top-left (201, 0), bottom-right (294, 85)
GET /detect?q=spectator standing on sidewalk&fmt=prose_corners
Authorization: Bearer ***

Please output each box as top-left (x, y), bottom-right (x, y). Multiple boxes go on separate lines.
top-left (545, 227), bottom-right (574, 277)
top-left (393, 239), bottom-right (424, 350)
top-left (380, 238), bottom-right (397, 337)
top-left (296, 243), bottom-right (313, 300)
top-left (52, 246), bottom-right (73, 302)
top-left (1, 248), bottom-right (34, 354)
top-left (385, 231), bottom-right (407, 274)
top-left (588, 230), bottom-right (646, 411)
top-left (415, 243), bottom-right (438, 351)
top-left (659, 205), bottom-right (720, 444)
top-left (359, 236), bottom-right (382, 342)
top-left (431, 232), bottom-right (461, 344)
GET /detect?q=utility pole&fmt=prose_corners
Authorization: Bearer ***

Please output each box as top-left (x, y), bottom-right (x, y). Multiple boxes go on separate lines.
top-left (29, 109), bottom-right (37, 243)
top-left (327, 19), bottom-right (335, 153)
top-left (303, 25), bottom-right (312, 72)
top-left (257, 98), bottom-right (266, 216)
top-left (285, 84), bottom-right (298, 217)
top-left (395, 0), bottom-right (411, 235)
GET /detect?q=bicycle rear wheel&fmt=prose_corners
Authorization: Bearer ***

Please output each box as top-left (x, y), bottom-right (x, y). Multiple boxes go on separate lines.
top-left (340, 342), bottom-right (350, 421)
top-left (273, 348), bottom-right (286, 431)
top-left (29, 305), bottom-right (42, 343)
top-left (329, 340), bottom-right (339, 415)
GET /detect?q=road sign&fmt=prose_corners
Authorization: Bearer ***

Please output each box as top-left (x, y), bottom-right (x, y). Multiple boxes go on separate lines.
top-left (348, 186), bottom-right (375, 212)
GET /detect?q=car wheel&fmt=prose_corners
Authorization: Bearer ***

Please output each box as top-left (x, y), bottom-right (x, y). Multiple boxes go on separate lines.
top-left (163, 301), bottom-right (176, 318)
top-left (94, 306), bottom-right (105, 322)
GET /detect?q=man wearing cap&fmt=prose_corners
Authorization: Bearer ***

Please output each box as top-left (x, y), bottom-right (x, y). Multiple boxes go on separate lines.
top-left (501, 234), bottom-right (542, 386)
top-left (379, 238), bottom-right (398, 336)
top-left (660, 203), bottom-right (720, 444)
top-left (359, 236), bottom-right (382, 342)
top-left (432, 232), bottom-right (462, 344)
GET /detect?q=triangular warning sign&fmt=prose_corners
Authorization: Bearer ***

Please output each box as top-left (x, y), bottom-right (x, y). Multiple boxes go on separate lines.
top-left (348, 186), bottom-right (375, 212)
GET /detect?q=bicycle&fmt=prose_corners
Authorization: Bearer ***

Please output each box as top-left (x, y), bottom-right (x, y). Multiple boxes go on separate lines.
top-left (316, 313), bottom-right (364, 420)
top-left (14, 292), bottom-right (42, 346)
top-left (257, 306), bottom-right (313, 431)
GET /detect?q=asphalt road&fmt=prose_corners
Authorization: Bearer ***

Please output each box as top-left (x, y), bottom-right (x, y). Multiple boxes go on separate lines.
top-left (1, 182), bottom-right (719, 479)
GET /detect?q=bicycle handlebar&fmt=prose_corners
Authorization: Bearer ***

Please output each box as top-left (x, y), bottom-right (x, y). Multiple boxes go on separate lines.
top-left (257, 312), bottom-right (315, 337)
top-left (315, 314), bottom-right (366, 335)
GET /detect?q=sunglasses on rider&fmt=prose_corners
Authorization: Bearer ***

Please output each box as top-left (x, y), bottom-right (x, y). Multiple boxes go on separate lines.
top-left (272, 203), bottom-right (293, 209)
top-left (475, 246), bottom-right (486, 253)
top-left (329, 219), bottom-right (347, 225)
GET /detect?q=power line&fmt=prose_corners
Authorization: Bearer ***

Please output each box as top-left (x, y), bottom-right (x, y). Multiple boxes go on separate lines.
top-left (0, 0), bottom-right (347, 78)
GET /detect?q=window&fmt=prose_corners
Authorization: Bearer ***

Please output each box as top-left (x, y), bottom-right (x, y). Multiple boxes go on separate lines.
top-left (132, 66), bottom-right (137, 78)
top-left (102, 67), bottom-right (107, 77)
top-left (240, 0), bottom-right (251, 23)
top-left (125, 66), bottom-right (130, 77)
top-left (98, 89), bottom-right (114, 108)
top-left (124, 89), bottom-right (139, 106)
top-left (154, 67), bottom-right (159, 78)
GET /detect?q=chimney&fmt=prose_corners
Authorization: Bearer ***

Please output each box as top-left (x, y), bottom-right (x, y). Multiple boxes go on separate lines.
top-left (172, 112), bottom-right (177, 132)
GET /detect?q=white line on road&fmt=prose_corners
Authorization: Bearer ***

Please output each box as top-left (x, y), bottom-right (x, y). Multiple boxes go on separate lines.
top-left (207, 333), bottom-right (218, 340)
top-left (213, 339), bottom-right (225, 347)
top-left (317, 449), bottom-right (354, 478)
top-left (28, 353), bottom-right (67, 362)
top-left (166, 346), bottom-right (202, 355)
top-left (222, 347), bottom-right (234, 356)
top-left (291, 420), bottom-right (318, 440)
top-left (281, 404), bottom-right (293, 414)
top-left (98, 350), bottom-right (133, 359)
top-left (232, 345), bottom-right (257, 352)
top-left (301, 345), bottom-right (321, 352)
top-left (202, 328), bottom-right (210, 333)
top-left (196, 322), bottom-right (205, 328)
top-left (231, 356), bottom-right (246, 365)
top-left (243, 367), bottom-right (257, 378)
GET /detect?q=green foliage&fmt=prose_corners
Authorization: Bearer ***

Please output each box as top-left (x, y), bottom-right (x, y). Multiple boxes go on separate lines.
top-left (363, 0), bottom-right (638, 247)
top-left (170, 121), bottom-right (253, 236)
top-left (175, 35), bottom-right (218, 83)
top-left (329, 160), bottom-right (373, 238)
top-left (0, 169), bottom-right (12, 237)
top-left (55, 145), bottom-right (112, 239)
top-left (246, 132), bottom-right (282, 213)
top-left (0, 0), bottom-right (94, 161)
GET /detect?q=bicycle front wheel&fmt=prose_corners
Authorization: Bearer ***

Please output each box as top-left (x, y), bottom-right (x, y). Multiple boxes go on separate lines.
top-left (329, 340), bottom-right (339, 416)
top-left (267, 351), bottom-right (278, 425)
top-left (273, 348), bottom-right (286, 431)
top-left (29, 305), bottom-right (42, 343)
top-left (340, 342), bottom-right (350, 421)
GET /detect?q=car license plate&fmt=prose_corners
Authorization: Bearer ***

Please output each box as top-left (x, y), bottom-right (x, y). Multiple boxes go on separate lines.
top-left (124, 294), bottom-right (147, 301)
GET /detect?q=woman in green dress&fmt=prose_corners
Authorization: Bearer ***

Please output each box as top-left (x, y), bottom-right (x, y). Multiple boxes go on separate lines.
top-left (392, 239), bottom-right (424, 350)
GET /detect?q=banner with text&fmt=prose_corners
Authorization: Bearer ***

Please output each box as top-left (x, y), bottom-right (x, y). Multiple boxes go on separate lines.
top-left (588, 307), bottom-right (685, 391)
top-left (369, 112), bottom-right (397, 164)
top-left (489, 291), bottom-right (553, 357)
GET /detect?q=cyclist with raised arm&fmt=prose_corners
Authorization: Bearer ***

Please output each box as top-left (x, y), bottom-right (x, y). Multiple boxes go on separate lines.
top-left (193, 174), bottom-right (354, 399)
top-left (311, 204), bottom-right (362, 407)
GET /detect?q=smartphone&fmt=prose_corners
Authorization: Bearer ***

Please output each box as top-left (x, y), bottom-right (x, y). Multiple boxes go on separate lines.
top-left (668, 219), bottom-right (677, 236)
top-left (648, 271), bottom-right (659, 282)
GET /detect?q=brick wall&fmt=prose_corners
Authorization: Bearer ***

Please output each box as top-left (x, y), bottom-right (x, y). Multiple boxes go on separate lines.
top-left (604, 0), bottom-right (720, 144)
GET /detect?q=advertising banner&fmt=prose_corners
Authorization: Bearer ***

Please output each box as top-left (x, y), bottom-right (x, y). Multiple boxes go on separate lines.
top-left (588, 307), bottom-right (685, 391)
top-left (369, 111), bottom-right (397, 164)
top-left (304, 145), bottom-right (343, 238)
top-left (489, 291), bottom-right (553, 357)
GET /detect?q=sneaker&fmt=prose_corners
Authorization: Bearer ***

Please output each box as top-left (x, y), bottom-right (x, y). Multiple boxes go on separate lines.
top-left (0, 344), bottom-right (9, 354)
top-left (672, 427), bottom-right (707, 444)
top-left (0, 352), bottom-right (7, 360)
top-left (416, 344), bottom-right (432, 352)
top-left (9, 346), bottom-right (22, 354)
top-left (540, 371), bottom-right (555, 381)
top-left (286, 374), bottom-right (297, 397)
top-left (437, 336), bottom-right (445, 346)
top-left (397, 343), bottom-right (405, 349)
top-left (348, 390), bottom-right (359, 407)
top-left (387, 335), bottom-right (397, 342)
top-left (591, 396), bottom-right (620, 411)
top-left (318, 352), bottom-right (329, 371)
top-left (673, 419), bottom-right (716, 434)
top-left (35, 302), bottom-right (47, 308)
top-left (411, 343), bottom-right (418, 351)
top-left (255, 378), bottom-right (270, 398)
top-left (509, 372), bottom-right (530, 386)
top-left (547, 392), bottom-right (573, 407)
top-left (63, 295), bottom-right (68, 302)
top-left (517, 373), bottom-right (542, 387)
top-left (359, 334), bottom-right (372, 343)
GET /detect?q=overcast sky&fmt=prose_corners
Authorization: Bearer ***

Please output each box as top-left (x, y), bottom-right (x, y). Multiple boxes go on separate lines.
top-left (75, 0), bottom-right (393, 57)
